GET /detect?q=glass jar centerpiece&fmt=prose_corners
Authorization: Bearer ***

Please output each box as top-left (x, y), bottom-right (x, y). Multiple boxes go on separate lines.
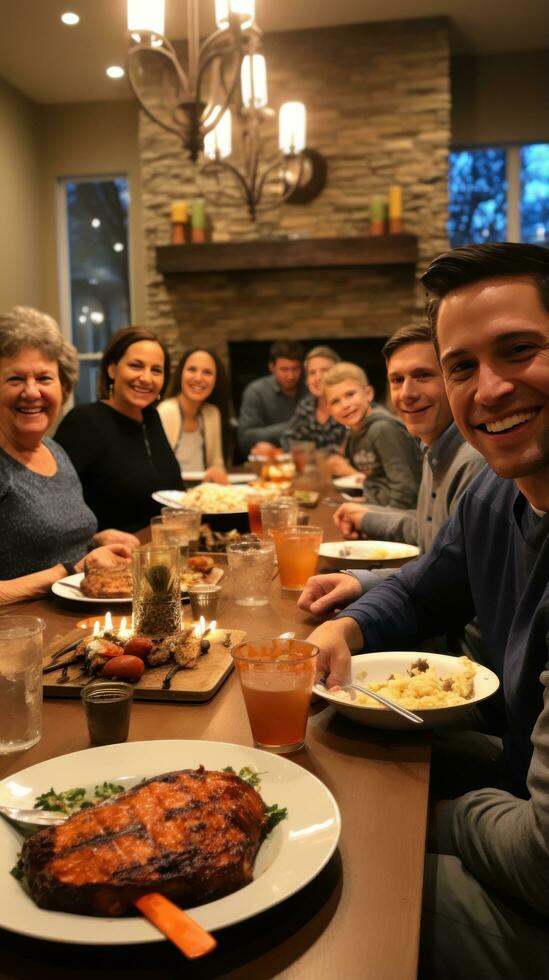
top-left (132, 545), bottom-right (182, 637)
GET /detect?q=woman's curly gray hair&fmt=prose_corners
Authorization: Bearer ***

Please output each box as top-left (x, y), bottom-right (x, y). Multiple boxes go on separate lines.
top-left (0, 306), bottom-right (78, 401)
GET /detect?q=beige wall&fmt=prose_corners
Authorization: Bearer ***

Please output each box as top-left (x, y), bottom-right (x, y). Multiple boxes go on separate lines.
top-left (38, 100), bottom-right (146, 326)
top-left (451, 50), bottom-right (549, 145)
top-left (0, 76), bottom-right (43, 308)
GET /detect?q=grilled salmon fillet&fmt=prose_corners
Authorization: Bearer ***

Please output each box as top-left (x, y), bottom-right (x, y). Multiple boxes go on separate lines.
top-left (22, 767), bottom-right (268, 916)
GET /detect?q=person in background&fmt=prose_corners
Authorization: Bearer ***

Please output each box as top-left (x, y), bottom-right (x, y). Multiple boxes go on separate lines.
top-left (282, 345), bottom-right (346, 451)
top-left (158, 347), bottom-right (231, 484)
top-left (300, 325), bottom-right (485, 617)
top-left (306, 243), bottom-right (549, 978)
top-left (55, 327), bottom-right (183, 533)
top-left (237, 340), bottom-right (306, 457)
top-left (0, 307), bottom-right (137, 604)
top-left (323, 361), bottom-right (421, 508)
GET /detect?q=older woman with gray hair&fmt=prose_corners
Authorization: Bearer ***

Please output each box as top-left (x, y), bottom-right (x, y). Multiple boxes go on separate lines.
top-left (0, 306), bottom-right (138, 604)
top-left (282, 345), bottom-right (346, 451)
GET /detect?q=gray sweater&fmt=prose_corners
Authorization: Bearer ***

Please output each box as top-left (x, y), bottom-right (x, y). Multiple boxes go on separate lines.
top-left (0, 439), bottom-right (97, 578)
top-left (344, 404), bottom-right (421, 509)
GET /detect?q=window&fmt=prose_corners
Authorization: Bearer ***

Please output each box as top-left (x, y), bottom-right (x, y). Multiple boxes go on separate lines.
top-left (448, 144), bottom-right (549, 248)
top-left (58, 177), bottom-right (131, 404)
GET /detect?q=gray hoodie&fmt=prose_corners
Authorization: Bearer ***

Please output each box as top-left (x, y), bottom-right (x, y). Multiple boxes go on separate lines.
top-left (344, 404), bottom-right (421, 509)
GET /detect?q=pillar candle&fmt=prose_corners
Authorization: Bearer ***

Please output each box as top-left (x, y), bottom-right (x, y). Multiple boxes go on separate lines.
top-left (388, 185), bottom-right (403, 233)
top-left (370, 195), bottom-right (386, 235)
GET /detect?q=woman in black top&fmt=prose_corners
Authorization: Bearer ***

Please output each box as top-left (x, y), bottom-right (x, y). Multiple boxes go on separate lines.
top-left (55, 328), bottom-right (183, 533)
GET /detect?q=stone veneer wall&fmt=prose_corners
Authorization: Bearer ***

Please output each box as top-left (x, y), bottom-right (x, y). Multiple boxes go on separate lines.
top-left (140, 17), bottom-right (450, 360)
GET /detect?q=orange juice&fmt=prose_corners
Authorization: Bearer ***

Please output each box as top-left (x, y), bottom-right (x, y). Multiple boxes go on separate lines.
top-left (272, 526), bottom-right (323, 590)
top-left (241, 683), bottom-right (312, 748)
top-left (231, 639), bottom-right (318, 752)
top-left (247, 498), bottom-right (263, 535)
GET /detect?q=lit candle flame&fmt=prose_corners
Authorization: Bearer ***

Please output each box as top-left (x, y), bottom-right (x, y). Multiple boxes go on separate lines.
top-left (105, 611), bottom-right (113, 632)
top-left (93, 620), bottom-right (100, 636)
top-left (208, 620), bottom-right (217, 633)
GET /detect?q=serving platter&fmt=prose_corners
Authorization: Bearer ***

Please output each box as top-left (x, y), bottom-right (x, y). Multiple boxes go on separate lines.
top-left (0, 740), bottom-right (341, 944)
top-left (319, 540), bottom-right (420, 570)
top-left (314, 651), bottom-right (500, 729)
top-left (152, 489), bottom-right (249, 515)
top-left (182, 471), bottom-right (256, 484)
top-left (42, 626), bottom-right (243, 702)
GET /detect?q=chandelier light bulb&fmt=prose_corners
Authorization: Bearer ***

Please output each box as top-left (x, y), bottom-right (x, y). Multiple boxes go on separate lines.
top-left (127, 0), bottom-right (165, 36)
top-left (61, 12), bottom-right (80, 26)
top-left (215, 0), bottom-right (255, 30)
top-left (279, 102), bottom-right (306, 155)
top-left (241, 54), bottom-right (267, 108)
top-left (204, 108), bottom-right (232, 160)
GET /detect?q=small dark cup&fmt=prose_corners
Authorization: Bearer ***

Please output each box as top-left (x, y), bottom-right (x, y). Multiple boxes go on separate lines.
top-left (81, 682), bottom-right (134, 746)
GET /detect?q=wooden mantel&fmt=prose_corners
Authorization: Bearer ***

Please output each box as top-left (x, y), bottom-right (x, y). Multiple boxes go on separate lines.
top-left (156, 234), bottom-right (418, 275)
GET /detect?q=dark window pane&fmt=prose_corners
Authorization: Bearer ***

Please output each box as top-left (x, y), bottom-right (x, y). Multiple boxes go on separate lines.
top-left (448, 149), bottom-right (507, 247)
top-left (65, 178), bottom-right (131, 402)
top-left (74, 360), bottom-right (101, 406)
top-left (520, 144), bottom-right (549, 244)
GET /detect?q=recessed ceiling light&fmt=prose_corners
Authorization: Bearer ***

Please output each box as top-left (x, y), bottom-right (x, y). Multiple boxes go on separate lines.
top-left (91, 218), bottom-right (101, 228)
top-left (113, 242), bottom-right (125, 252)
top-left (61, 12), bottom-right (80, 26)
top-left (106, 65), bottom-right (125, 79)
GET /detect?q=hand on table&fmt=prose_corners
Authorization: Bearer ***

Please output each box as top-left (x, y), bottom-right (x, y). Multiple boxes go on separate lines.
top-left (298, 572), bottom-right (363, 618)
top-left (76, 544), bottom-right (132, 573)
top-left (325, 454), bottom-right (359, 477)
top-left (93, 528), bottom-right (140, 550)
top-left (307, 619), bottom-right (359, 688)
top-left (204, 466), bottom-right (229, 485)
top-left (333, 503), bottom-right (369, 539)
top-left (250, 441), bottom-right (277, 456)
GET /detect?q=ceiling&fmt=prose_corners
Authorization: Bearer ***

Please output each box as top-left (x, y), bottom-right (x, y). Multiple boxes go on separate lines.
top-left (0, 0), bottom-right (547, 104)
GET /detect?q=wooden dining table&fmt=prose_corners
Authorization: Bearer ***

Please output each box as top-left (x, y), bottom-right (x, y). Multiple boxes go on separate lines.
top-left (0, 491), bottom-right (430, 980)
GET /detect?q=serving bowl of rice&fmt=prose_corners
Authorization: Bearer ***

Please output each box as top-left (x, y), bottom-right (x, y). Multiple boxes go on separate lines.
top-left (314, 652), bottom-right (500, 729)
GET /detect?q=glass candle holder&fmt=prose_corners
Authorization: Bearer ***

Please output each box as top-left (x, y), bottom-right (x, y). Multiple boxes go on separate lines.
top-left (132, 545), bottom-right (182, 637)
top-left (187, 584), bottom-right (221, 621)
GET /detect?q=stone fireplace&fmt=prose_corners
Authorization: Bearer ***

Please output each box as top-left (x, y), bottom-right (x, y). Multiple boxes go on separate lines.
top-left (139, 17), bottom-right (451, 386)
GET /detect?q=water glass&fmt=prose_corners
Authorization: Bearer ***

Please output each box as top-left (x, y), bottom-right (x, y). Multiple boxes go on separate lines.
top-left (0, 615), bottom-right (45, 754)
top-left (227, 540), bottom-right (275, 606)
top-left (160, 507), bottom-right (202, 553)
top-left (231, 638), bottom-right (319, 753)
top-left (288, 440), bottom-right (315, 475)
top-left (271, 525), bottom-right (323, 590)
top-left (187, 584), bottom-right (221, 621)
top-left (260, 497), bottom-right (299, 537)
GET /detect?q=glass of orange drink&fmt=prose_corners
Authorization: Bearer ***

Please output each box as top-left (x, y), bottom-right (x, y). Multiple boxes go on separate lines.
top-left (231, 638), bottom-right (319, 752)
top-left (271, 525), bottom-right (323, 590)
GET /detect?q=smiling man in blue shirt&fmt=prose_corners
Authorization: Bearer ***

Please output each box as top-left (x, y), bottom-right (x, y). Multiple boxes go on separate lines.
top-left (307, 243), bottom-right (549, 978)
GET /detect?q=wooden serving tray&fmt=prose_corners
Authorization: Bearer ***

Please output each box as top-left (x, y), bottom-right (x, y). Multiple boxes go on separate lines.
top-left (42, 627), bottom-right (245, 703)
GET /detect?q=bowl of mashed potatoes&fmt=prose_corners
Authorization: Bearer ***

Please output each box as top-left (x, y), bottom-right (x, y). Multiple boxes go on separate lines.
top-left (314, 652), bottom-right (500, 729)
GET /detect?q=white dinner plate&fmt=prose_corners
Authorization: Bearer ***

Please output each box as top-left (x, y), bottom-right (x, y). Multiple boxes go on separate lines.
top-left (314, 651), bottom-right (500, 730)
top-left (319, 540), bottom-right (420, 570)
top-left (51, 573), bottom-right (131, 604)
top-left (152, 489), bottom-right (249, 516)
top-left (0, 740), bottom-right (340, 945)
top-left (332, 475), bottom-right (365, 490)
top-left (182, 472), bottom-right (256, 485)
top-left (51, 569), bottom-right (225, 604)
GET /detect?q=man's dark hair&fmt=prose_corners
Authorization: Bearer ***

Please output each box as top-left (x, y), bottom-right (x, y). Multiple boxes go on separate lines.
top-left (382, 324), bottom-right (433, 364)
top-left (422, 243), bottom-right (549, 334)
top-left (268, 340), bottom-right (305, 364)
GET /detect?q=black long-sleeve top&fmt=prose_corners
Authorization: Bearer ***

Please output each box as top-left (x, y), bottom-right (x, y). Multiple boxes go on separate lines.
top-left (55, 401), bottom-right (183, 532)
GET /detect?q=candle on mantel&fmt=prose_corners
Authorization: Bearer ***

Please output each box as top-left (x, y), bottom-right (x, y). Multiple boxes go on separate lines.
top-left (389, 184), bottom-right (403, 234)
top-left (370, 195), bottom-right (386, 236)
top-left (170, 200), bottom-right (190, 245)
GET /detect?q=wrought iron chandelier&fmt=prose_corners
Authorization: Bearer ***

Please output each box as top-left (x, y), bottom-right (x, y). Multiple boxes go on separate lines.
top-left (126, 1), bottom-right (314, 220)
